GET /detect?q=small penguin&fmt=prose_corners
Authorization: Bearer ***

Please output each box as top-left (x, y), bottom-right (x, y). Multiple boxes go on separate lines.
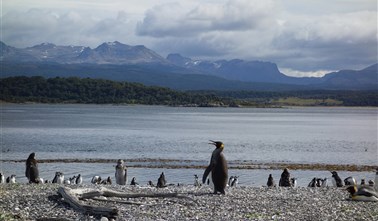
top-left (6, 175), bottom-right (16, 184)
top-left (58, 172), bottom-right (65, 184)
top-left (331, 171), bottom-right (343, 187)
top-left (69, 176), bottom-right (77, 184)
top-left (344, 176), bottom-right (356, 186)
top-left (115, 159), bottom-right (127, 185)
top-left (279, 168), bottom-right (291, 187)
top-left (194, 175), bottom-right (201, 187)
top-left (52, 172), bottom-right (64, 184)
top-left (101, 176), bottom-right (112, 185)
top-left (25, 152), bottom-right (39, 183)
top-left (91, 176), bottom-right (102, 184)
top-left (360, 179), bottom-right (366, 185)
top-left (231, 176), bottom-right (239, 187)
top-left (38, 177), bottom-right (44, 184)
top-left (75, 174), bottom-right (83, 185)
top-left (346, 185), bottom-right (378, 202)
top-left (228, 176), bottom-right (235, 187)
top-left (0, 172), bottom-right (5, 184)
top-left (130, 177), bottom-right (139, 186)
top-left (52, 172), bottom-right (59, 183)
top-left (202, 140), bottom-right (228, 194)
top-left (147, 180), bottom-right (154, 187)
top-left (291, 177), bottom-right (297, 188)
top-left (369, 180), bottom-right (375, 187)
top-left (321, 178), bottom-right (328, 187)
top-left (308, 178), bottom-right (317, 187)
top-left (157, 172), bottom-right (166, 188)
top-left (267, 174), bottom-right (275, 187)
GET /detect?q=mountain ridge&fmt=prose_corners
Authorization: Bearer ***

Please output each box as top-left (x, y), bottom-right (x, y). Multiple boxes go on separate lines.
top-left (1, 41), bottom-right (377, 91)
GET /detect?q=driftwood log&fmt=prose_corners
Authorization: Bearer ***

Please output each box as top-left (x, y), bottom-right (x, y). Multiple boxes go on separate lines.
top-left (58, 187), bottom-right (198, 218)
top-left (58, 187), bottom-right (118, 218)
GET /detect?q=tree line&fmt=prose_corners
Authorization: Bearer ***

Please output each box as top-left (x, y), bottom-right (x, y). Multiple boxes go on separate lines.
top-left (0, 76), bottom-right (227, 106)
top-left (1, 76), bottom-right (377, 106)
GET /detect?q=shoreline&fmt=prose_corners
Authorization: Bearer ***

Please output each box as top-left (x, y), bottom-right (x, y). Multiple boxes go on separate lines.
top-left (2, 101), bottom-right (378, 108)
top-left (0, 184), bottom-right (377, 221)
top-left (2, 158), bottom-right (377, 172)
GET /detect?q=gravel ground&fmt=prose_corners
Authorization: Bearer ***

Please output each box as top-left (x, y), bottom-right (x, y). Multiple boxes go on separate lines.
top-left (0, 184), bottom-right (377, 221)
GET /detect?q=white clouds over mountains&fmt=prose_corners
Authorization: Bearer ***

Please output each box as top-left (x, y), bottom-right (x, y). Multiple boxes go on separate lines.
top-left (2, 0), bottom-right (377, 76)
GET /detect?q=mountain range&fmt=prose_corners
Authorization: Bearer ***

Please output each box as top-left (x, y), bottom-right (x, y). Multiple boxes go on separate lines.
top-left (1, 41), bottom-right (377, 91)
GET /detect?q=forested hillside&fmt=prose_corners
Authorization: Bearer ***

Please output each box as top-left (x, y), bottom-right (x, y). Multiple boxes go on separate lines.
top-left (1, 76), bottom-right (377, 106)
top-left (0, 76), bottom-right (227, 106)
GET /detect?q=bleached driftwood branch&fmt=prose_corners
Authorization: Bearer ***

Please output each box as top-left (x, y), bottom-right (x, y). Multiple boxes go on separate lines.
top-left (80, 187), bottom-right (179, 199)
top-left (57, 187), bottom-right (118, 218)
top-left (58, 186), bottom-right (199, 216)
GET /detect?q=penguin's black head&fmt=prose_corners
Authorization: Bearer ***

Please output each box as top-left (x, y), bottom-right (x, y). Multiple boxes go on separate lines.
top-left (331, 171), bottom-right (338, 177)
top-left (209, 140), bottom-right (224, 149)
top-left (28, 152), bottom-right (35, 159)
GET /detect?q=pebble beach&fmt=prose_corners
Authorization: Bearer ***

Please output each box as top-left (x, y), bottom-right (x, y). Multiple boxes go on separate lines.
top-left (1, 184), bottom-right (377, 221)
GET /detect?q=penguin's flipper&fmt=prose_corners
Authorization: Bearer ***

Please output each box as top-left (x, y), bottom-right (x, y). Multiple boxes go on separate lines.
top-left (202, 164), bottom-right (213, 184)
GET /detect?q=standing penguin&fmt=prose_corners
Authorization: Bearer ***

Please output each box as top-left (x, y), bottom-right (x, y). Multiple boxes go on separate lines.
top-left (75, 174), bottom-right (83, 185)
top-left (115, 159), bottom-right (127, 185)
top-left (231, 176), bottom-right (239, 187)
top-left (0, 172), bottom-right (5, 184)
top-left (157, 172), bottom-right (166, 188)
top-left (194, 175), bottom-right (201, 187)
top-left (25, 152), bottom-right (39, 183)
top-left (202, 140), bottom-right (228, 194)
top-left (267, 174), bottom-right (275, 187)
top-left (130, 177), bottom-right (139, 186)
top-left (308, 178), bottom-right (317, 187)
top-left (6, 175), bottom-right (16, 184)
top-left (279, 168), bottom-right (292, 187)
top-left (331, 171), bottom-right (343, 187)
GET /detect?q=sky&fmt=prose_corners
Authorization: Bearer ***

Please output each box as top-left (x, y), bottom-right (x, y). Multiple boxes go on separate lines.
top-left (1, 0), bottom-right (377, 77)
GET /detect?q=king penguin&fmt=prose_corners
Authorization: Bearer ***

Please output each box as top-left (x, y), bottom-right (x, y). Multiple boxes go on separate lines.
top-left (202, 140), bottom-right (228, 194)
top-left (346, 185), bottom-right (378, 202)
top-left (115, 159), bottom-right (127, 185)
top-left (25, 152), bottom-right (39, 183)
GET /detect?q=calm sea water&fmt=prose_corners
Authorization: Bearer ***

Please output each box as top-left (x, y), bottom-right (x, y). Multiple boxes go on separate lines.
top-left (1, 104), bottom-right (377, 186)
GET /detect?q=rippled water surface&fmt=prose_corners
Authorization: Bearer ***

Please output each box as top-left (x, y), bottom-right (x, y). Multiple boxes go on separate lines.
top-left (1, 104), bottom-right (377, 186)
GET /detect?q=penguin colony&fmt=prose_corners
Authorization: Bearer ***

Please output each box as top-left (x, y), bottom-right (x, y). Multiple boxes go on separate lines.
top-left (1, 147), bottom-right (377, 201)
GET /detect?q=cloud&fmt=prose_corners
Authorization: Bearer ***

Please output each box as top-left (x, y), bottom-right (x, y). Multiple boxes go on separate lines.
top-left (1, 9), bottom-right (135, 48)
top-left (136, 0), bottom-right (377, 74)
top-left (136, 0), bottom-right (276, 37)
top-left (271, 10), bottom-right (377, 71)
top-left (2, 0), bottom-right (377, 77)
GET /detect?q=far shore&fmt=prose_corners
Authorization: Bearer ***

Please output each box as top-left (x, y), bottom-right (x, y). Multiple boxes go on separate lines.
top-left (2, 158), bottom-right (376, 172)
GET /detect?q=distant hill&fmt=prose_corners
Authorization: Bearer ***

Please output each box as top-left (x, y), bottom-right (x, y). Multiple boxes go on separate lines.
top-left (1, 41), bottom-right (377, 91)
top-left (317, 64), bottom-right (378, 90)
